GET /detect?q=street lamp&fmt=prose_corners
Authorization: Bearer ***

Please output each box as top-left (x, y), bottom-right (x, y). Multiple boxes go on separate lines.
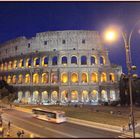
top-left (103, 21), bottom-right (140, 138)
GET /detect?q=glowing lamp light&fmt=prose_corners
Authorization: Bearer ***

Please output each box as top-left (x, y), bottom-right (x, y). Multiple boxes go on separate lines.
top-left (104, 30), bottom-right (118, 42)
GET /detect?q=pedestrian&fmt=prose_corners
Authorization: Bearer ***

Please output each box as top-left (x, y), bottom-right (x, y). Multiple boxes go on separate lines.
top-left (121, 125), bottom-right (125, 133)
top-left (17, 130), bottom-right (21, 138)
top-left (8, 121), bottom-right (11, 130)
top-left (21, 130), bottom-right (24, 138)
top-left (128, 122), bottom-right (131, 130)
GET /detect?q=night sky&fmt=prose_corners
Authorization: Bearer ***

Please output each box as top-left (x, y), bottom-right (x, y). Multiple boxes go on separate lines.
top-left (0, 2), bottom-right (140, 75)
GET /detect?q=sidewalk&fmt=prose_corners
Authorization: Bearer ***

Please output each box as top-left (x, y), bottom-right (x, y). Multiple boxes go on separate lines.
top-left (0, 120), bottom-right (41, 138)
top-left (12, 106), bottom-right (140, 138)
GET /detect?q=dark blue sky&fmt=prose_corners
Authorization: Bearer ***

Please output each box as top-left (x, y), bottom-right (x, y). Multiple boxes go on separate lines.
top-left (0, 2), bottom-right (140, 75)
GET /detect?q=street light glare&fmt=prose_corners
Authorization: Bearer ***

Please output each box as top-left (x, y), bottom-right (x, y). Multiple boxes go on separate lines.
top-left (104, 30), bottom-right (118, 42)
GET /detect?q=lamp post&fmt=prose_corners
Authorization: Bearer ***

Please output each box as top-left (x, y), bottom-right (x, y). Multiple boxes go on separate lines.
top-left (104, 21), bottom-right (140, 138)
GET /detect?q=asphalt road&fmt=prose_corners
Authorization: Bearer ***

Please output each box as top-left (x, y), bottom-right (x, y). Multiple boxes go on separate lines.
top-left (2, 109), bottom-right (121, 138)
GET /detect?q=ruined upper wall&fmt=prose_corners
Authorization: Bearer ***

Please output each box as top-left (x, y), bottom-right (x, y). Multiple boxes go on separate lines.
top-left (0, 30), bottom-right (105, 59)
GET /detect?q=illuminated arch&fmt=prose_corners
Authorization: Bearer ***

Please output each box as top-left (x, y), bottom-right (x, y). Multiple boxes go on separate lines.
top-left (71, 90), bottom-right (78, 102)
top-left (71, 56), bottom-right (77, 64)
top-left (61, 73), bottom-right (68, 83)
top-left (42, 73), bottom-right (49, 84)
top-left (109, 73), bottom-right (115, 82)
top-left (7, 75), bottom-right (11, 84)
top-left (8, 61), bottom-right (12, 70)
top-left (18, 74), bottom-right (23, 84)
top-left (71, 73), bottom-right (78, 83)
top-left (18, 91), bottom-right (23, 102)
top-left (51, 72), bottom-right (58, 83)
top-left (34, 57), bottom-right (40, 67)
top-left (101, 72), bottom-right (107, 82)
top-left (52, 56), bottom-right (57, 65)
top-left (81, 72), bottom-right (88, 83)
top-left (26, 58), bottom-right (32, 67)
top-left (1, 63), bottom-right (4, 71)
top-left (42, 91), bottom-right (49, 103)
top-left (100, 56), bottom-right (105, 65)
top-left (4, 62), bottom-right (8, 71)
top-left (13, 60), bottom-right (17, 69)
top-left (19, 59), bottom-right (24, 68)
top-left (81, 56), bottom-right (87, 65)
top-left (12, 75), bottom-right (16, 84)
top-left (61, 56), bottom-right (67, 65)
top-left (101, 90), bottom-right (108, 102)
top-left (25, 74), bottom-right (30, 84)
top-left (51, 91), bottom-right (58, 103)
top-left (61, 90), bottom-right (68, 103)
top-left (91, 56), bottom-right (97, 65)
top-left (3, 76), bottom-right (7, 82)
top-left (33, 73), bottom-right (39, 84)
top-left (91, 72), bottom-right (98, 82)
top-left (33, 91), bottom-right (39, 103)
top-left (25, 91), bottom-right (31, 103)
top-left (81, 90), bottom-right (89, 102)
top-left (110, 90), bottom-right (116, 101)
top-left (42, 56), bottom-right (48, 67)
top-left (91, 90), bottom-right (98, 102)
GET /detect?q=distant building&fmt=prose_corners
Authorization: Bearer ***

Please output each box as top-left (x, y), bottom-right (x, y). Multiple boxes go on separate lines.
top-left (0, 30), bottom-right (122, 105)
top-left (119, 74), bottom-right (140, 106)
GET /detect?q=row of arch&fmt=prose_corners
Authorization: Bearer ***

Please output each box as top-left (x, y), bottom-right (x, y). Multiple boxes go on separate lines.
top-left (0, 55), bottom-right (106, 71)
top-left (2, 72), bottom-right (115, 84)
top-left (17, 90), bottom-right (116, 104)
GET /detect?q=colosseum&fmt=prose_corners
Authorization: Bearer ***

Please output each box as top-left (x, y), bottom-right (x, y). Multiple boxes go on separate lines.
top-left (0, 30), bottom-right (122, 105)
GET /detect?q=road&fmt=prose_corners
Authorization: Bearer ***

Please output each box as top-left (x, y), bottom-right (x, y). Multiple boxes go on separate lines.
top-left (2, 109), bottom-right (121, 138)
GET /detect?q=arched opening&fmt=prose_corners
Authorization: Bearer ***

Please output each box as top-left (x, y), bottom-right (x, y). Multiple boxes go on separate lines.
top-left (3, 76), bottom-right (7, 82)
top-left (91, 72), bottom-right (98, 82)
top-left (71, 90), bottom-right (78, 102)
top-left (12, 75), bottom-right (16, 84)
top-left (91, 90), bottom-right (98, 102)
top-left (13, 60), bottom-right (17, 69)
top-left (33, 91), bottom-right (39, 103)
top-left (26, 58), bottom-right (32, 67)
top-left (100, 56), bottom-right (105, 65)
top-left (25, 74), bottom-right (30, 84)
top-left (42, 91), bottom-right (49, 103)
top-left (101, 90), bottom-right (108, 102)
top-left (109, 73), bottom-right (115, 82)
top-left (52, 56), bottom-right (57, 65)
top-left (61, 90), bottom-right (68, 103)
top-left (81, 56), bottom-right (87, 65)
top-left (25, 91), bottom-right (31, 103)
top-left (18, 74), bottom-right (23, 84)
top-left (1, 63), bottom-right (4, 71)
top-left (71, 73), bottom-right (78, 83)
top-left (81, 90), bottom-right (89, 102)
top-left (42, 73), bottom-right (49, 84)
top-left (62, 56), bottom-right (67, 65)
top-left (51, 91), bottom-right (58, 103)
top-left (71, 56), bottom-right (77, 64)
top-left (51, 72), bottom-right (58, 83)
top-left (61, 73), bottom-right (68, 83)
top-left (33, 73), bottom-right (39, 84)
top-left (7, 76), bottom-right (11, 84)
top-left (18, 91), bottom-right (23, 102)
top-left (19, 59), bottom-right (24, 68)
top-left (4, 62), bottom-right (8, 71)
top-left (110, 90), bottom-right (116, 101)
top-left (42, 56), bottom-right (48, 67)
top-left (8, 61), bottom-right (12, 70)
top-left (34, 57), bottom-right (40, 67)
top-left (81, 72), bottom-right (88, 83)
top-left (91, 56), bottom-right (97, 65)
top-left (101, 72), bottom-right (107, 82)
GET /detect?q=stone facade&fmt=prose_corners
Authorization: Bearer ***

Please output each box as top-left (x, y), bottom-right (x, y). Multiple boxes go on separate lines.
top-left (0, 30), bottom-right (122, 105)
